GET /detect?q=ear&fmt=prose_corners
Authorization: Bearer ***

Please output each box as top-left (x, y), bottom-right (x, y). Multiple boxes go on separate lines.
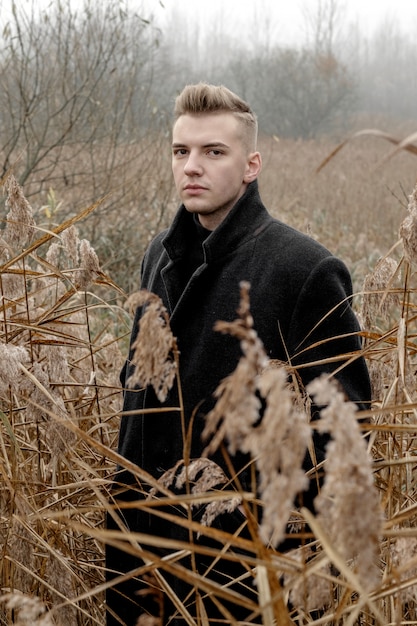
top-left (243, 151), bottom-right (262, 183)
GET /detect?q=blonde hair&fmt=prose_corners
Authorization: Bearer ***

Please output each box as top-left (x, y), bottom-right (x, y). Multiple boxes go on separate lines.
top-left (174, 82), bottom-right (258, 151)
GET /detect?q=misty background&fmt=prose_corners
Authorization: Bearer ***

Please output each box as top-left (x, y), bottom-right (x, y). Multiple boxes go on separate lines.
top-left (150, 0), bottom-right (417, 137)
top-left (2, 0), bottom-right (416, 157)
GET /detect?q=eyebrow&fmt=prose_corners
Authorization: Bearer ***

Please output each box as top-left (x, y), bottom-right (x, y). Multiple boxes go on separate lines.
top-left (172, 141), bottom-right (230, 149)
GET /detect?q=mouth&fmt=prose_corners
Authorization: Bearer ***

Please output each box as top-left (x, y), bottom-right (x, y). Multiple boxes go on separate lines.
top-left (183, 184), bottom-right (207, 195)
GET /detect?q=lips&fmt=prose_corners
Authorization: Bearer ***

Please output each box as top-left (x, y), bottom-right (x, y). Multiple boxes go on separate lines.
top-left (183, 184), bottom-right (207, 195)
top-left (184, 184), bottom-right (206, 191)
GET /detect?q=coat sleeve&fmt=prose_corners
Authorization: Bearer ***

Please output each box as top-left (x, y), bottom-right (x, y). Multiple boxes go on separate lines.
top-left (284, 255), bottom-right (371, 511)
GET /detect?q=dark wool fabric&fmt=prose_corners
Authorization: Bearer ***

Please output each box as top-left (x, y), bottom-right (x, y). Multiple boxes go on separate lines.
top-left (106, 181), bottom-right (371, 625)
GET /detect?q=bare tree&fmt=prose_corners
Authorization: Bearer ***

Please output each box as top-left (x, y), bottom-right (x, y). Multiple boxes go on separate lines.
top-left (355, 17), bottom-right (417, 120)
top-left (0, 0), bottom-right (176, 292)
top-left (301, 0), bottom-right (345, 56)
top-left (1, 0), bottom-right (157, 189)
top-left (247, 47), bottom-right (354, 138)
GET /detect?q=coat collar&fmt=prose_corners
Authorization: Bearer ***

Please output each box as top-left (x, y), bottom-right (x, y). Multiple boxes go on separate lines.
top-left (162, 180), bottom-right (272, 263)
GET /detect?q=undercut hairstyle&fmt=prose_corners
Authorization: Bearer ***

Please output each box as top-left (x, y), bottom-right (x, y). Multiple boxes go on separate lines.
top-left (174, 82), bottom-right (258, 152)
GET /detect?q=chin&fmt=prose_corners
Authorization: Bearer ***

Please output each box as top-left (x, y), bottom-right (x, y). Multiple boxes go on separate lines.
top-left (184, 203), bottom-right (205, 214)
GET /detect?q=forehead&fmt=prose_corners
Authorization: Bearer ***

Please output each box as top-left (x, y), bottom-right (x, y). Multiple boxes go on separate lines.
top-left (172, 112), bottom-right (242, 145)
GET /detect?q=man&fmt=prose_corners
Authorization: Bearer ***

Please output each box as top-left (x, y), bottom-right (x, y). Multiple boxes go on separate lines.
top-left (106, 83), bottom-right (371, 625)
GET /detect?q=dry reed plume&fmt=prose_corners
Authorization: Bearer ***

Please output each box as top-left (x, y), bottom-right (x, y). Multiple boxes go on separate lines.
top-left (203, 282), bottom-right (312, 548)
top-left (125, 290), bottom-right (178, 402)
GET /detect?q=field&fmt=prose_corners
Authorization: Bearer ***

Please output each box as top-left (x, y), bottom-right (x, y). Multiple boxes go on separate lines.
top-left (1, 127), bottom-right (417, 625)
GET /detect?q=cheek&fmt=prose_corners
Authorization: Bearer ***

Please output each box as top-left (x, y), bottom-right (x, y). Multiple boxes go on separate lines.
top-left (219, 166), bottom-right (246, 189)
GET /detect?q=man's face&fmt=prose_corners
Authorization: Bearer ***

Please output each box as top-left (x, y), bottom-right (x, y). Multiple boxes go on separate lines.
top-left (172, 112), bottom-right (260, 230)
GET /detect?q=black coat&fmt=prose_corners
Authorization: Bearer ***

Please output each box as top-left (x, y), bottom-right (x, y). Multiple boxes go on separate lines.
top-left (118, 180), bottom-right (370, 478)
top-left (106, 181), bottom-right (371, 625)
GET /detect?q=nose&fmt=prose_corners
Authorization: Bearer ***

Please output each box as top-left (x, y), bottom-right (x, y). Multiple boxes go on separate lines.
top-left (183, 151), bottom-right (203, 176)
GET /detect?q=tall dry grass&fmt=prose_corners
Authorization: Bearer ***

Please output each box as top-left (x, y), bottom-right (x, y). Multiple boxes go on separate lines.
top-left (0, 173), bottom-right (126, 625)
top-left (259, 133), bottom-right (415, 295)
top-left (1, 128), bottom-right (417, 624)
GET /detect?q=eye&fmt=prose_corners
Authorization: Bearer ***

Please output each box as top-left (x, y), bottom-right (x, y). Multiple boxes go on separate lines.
top-left (173, 148), bottom-right (188, 157)
top-left (208, 149), bottom-right (223, 156)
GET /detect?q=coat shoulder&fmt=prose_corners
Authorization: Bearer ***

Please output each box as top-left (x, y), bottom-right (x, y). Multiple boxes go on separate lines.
top-left (264, 218), bottom-right (332, 258)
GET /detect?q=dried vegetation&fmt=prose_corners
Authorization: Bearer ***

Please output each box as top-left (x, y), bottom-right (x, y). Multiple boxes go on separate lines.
top-left (1, 129), bottom-right (417, 624)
